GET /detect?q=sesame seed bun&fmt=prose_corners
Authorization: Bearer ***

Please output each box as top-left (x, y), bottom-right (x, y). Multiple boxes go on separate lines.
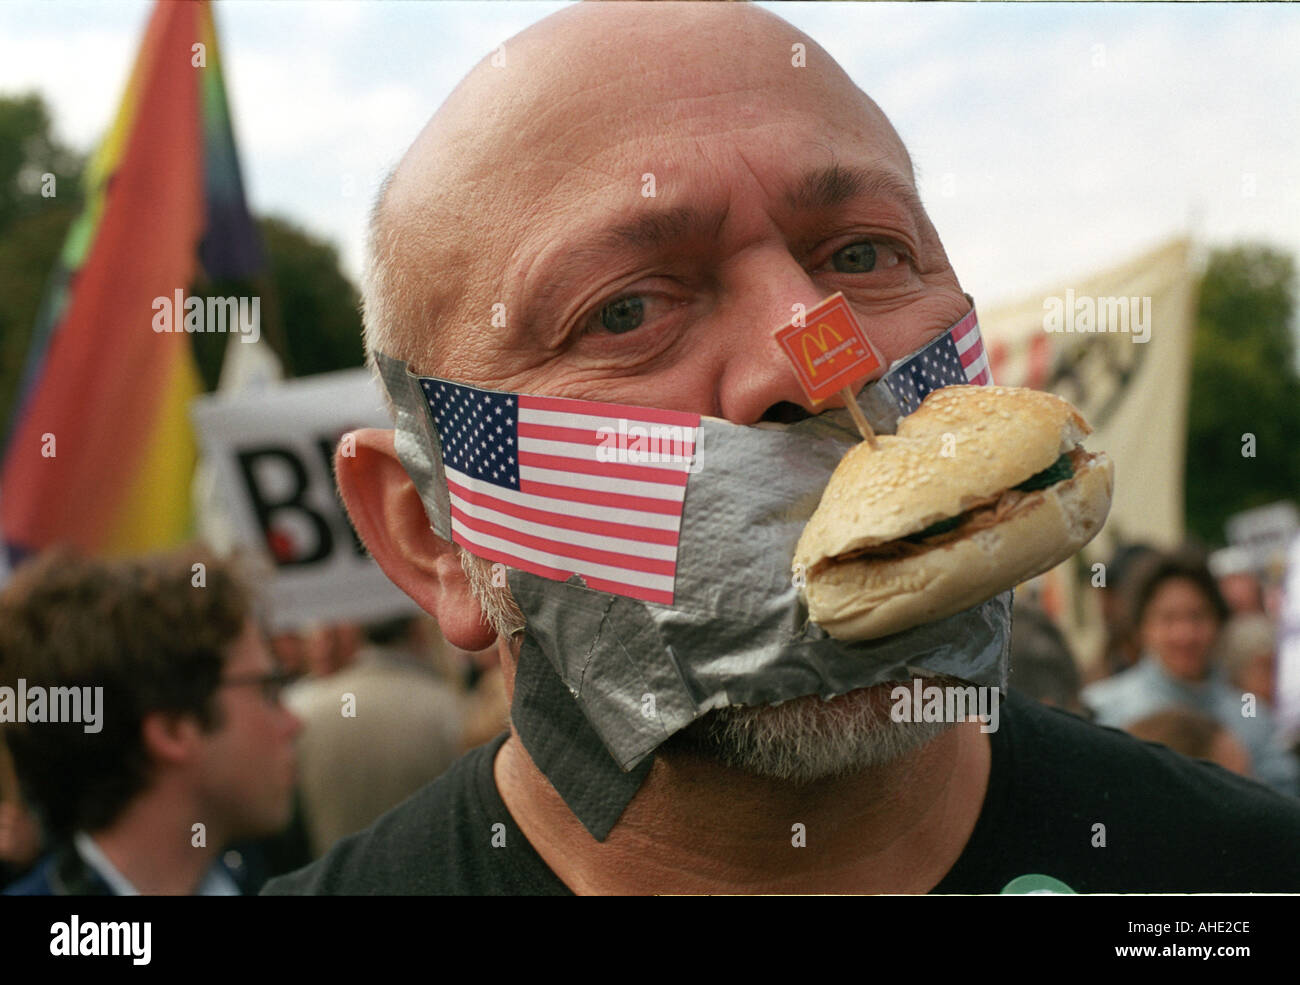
top-left (794, 386), bottom-right (1113, 641)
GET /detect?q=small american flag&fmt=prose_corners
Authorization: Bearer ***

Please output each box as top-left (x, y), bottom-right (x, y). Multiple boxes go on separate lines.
top-left (419, 378), bottom-right (700, 605)
top-left (883, 308), bottom-right (992, 415)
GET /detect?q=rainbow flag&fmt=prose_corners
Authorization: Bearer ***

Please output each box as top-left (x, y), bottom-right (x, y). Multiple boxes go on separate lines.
top-left (1, 1), bottom-right (263, 566)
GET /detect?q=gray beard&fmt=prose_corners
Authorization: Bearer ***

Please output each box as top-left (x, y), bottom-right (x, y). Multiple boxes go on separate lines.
top-left (658, 678), bottom-right (961, 784)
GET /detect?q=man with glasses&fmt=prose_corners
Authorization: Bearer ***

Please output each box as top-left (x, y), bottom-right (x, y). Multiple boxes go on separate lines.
top-left (1, 549), bottom-right (302, 895)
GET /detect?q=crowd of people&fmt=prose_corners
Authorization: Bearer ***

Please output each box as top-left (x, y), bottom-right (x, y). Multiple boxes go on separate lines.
top-left (1010, 544), bottom-right (1297, 797)
top-left (0, 534), bottom-right (1295, 894)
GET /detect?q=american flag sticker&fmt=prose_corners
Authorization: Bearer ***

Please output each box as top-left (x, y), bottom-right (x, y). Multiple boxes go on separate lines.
top-left (417, 378), bottom-right (700, 605)
top-left (882, 307), bottom-right (993, 416)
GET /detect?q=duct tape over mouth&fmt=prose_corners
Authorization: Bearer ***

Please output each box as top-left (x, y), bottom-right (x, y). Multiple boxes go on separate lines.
top-left (376, 300), bottom-right (1011, 839)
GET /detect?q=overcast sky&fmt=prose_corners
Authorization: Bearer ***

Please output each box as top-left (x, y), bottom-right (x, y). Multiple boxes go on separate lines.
top-left (2, 1), bottom-right (1297, 310)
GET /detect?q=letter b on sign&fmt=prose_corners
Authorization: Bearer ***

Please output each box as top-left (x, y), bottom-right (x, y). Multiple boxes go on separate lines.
top-left (236, 447), bottom-right (333, 566)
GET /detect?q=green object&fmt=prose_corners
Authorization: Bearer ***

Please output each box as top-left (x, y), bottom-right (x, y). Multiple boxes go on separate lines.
top-left (1012, 453), bottom-right (1074, 492)
top-left (1000, 874), bottom-right (1077, 894)
top-left (904, 513), bottom-right (966, 543)
top-left (903, 452), bottom-right (1077, 545)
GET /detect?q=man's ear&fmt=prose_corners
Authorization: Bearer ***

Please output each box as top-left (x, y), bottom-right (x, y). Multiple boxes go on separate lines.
top-left (335, 428), bottom-right (497, 651)
top-left (141, 711), bottom-right (203, 768)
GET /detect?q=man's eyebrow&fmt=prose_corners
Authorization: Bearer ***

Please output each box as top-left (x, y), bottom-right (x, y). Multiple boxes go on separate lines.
top-left (526, 163), bottom-right (922, 322)
top-left (786, 162), bottom-right (923, 219)
top-left (584, 163), bottom-right (921, 258)
top-left (603, 204), bottom-right (727, 252)
top-left (543, 163), bottom-right (920, 275)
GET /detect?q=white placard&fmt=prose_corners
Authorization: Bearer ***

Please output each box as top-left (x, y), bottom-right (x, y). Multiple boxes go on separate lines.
top-left (190, 368), bottom-right (418, 631)
top-left (1226, 501), bottom-right (1300, 573)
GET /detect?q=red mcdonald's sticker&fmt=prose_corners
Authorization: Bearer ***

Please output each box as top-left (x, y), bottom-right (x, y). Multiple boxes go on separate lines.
top-left (773, 293), bottom-right (885, 403)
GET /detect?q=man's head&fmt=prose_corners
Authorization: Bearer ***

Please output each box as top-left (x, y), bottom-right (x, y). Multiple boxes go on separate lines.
top-left (1215, 612), bottom-right (1277, 707)
top-left (0, 549), bottom-right (300, 844)
top-left (339, 1), bottom-right (972, 780)
top-left (1126, 708), bottom-right (1252, 778)
top-left (1008, 600), bottom-right (1084, 715)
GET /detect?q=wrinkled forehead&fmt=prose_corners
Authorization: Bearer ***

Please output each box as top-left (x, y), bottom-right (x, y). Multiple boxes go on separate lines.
top-left (389, 6), bottom-right (907, 228)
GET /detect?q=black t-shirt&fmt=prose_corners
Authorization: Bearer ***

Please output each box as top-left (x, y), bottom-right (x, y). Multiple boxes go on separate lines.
top-left (262, 688), bottom-right (1300, 894)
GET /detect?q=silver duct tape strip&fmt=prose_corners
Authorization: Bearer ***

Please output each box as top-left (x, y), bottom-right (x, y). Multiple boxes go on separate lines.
top-left (508, 406), bottom-right (1010, 770)
top-left (377, 351), bottom-right (452, 542)
top-left (858, 379), bottom-right (904, 434)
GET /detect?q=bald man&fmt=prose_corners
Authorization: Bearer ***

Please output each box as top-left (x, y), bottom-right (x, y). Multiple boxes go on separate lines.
top-left (264, 2), bottom-right (1300, 895)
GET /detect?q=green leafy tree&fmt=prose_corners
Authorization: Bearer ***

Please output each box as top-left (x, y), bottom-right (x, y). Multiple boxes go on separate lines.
top-left (0, 205), bottom-right (80, 429)
top-left (258, 216), bottom-right (364, 377)
top-left (0, 93), bottom-right (84, 431)
top-left (1185, 244), bottom-right (1300, 545)
top-left (0, 93), bottom-right (82, 234)
top-left (191, 216), bottom-right (364, 389)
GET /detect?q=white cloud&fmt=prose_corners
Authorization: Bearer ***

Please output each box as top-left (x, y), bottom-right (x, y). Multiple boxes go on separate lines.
top-left (0, 27), bottom-right (139, 149)
top-left (1, 0), bottom-right (1297, 304)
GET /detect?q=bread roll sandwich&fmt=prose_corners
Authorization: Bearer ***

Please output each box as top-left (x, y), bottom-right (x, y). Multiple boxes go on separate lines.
top-left (793, 385), bottom-right (1114, 640)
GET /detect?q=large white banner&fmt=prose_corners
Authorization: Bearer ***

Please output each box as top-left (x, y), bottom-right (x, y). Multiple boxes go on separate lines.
top-left (980, 238), bottom-right (1197, 668)
top-left (190, 368), bottom-right (418, 631)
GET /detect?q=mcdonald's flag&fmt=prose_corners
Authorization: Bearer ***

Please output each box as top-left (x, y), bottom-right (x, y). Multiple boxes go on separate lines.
top-left (1, 1), bottom-right (263, 568)
top-left (774, 293), bottom-right (885, 403)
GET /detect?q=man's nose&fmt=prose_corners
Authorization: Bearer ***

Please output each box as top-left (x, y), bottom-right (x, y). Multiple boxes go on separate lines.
top-left (713, 254), bottom-right (868, 426)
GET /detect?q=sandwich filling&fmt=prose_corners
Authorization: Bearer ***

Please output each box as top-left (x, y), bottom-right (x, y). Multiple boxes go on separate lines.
top-left (824, 446), bottom-right (1097, 565)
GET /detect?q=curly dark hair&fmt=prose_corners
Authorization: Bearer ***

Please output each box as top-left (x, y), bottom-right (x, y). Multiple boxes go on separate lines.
top-left (0, 547), bottom-right (252, 840)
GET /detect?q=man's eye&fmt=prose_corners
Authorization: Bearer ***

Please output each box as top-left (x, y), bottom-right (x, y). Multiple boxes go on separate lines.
top-left (598, 296), bottom-right (645, 334)
top-left (826, 239), bottom-right (906, 274)
top-left (584, 292), bottom-right (684, 337)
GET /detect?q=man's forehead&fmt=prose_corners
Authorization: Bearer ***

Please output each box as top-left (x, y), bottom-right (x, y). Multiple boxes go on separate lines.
top-left (391, 1), bottom-right (900, 209)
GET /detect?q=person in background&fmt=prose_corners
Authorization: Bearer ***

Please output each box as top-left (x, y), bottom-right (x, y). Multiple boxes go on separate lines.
top-left (284, 615), bottom-right (468, 858)
top-left (1093, 542), bottom-right (1159, 681)
top-left (300, 622), bottom-right (365, 679)
top-left (1083, 550), bottom-right (1298, 797)
top-left (1219, 572), bottom-right (1268, 617)
top-left (0, 739), bottom-right (43, 886)
top-left (269, 630), bottom-right (309, 679)
top-left (454, 643), bottom-right (509, 753)
top-left (1008, 600), bottom-right (1087, 717)
top-left (1127, 708), bottom-right (1252, 778)
top-left (1217, 613), bottom-right (1279, 710)
top-left (1, 548), bottom-right (302, 894)
top-left (1209, 546), bottom-right (1268, 617)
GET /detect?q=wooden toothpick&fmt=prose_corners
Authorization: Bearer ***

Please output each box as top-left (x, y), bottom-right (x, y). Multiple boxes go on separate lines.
top-left (841, 385), bottom-right (878, 448)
